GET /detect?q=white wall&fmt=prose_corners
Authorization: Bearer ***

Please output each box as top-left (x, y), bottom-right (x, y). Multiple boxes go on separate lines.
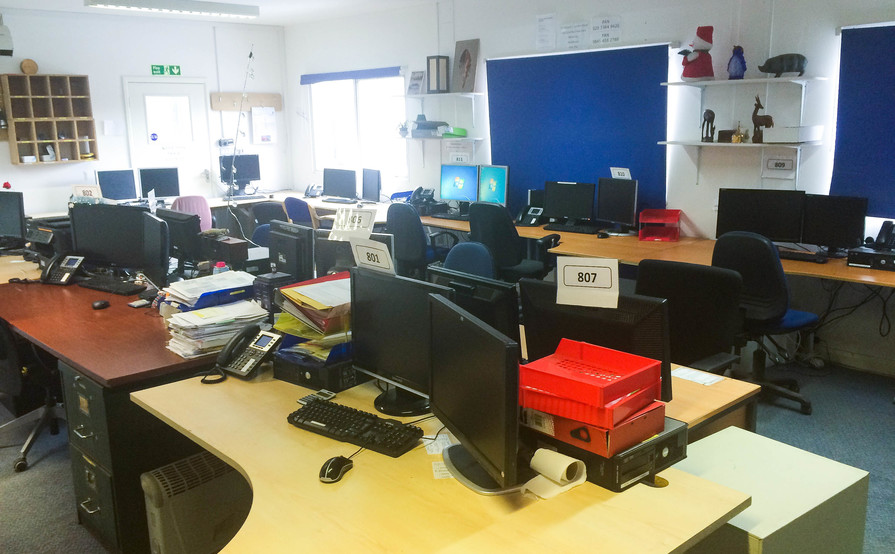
top-left (0, 8), bottom-right (286, 215)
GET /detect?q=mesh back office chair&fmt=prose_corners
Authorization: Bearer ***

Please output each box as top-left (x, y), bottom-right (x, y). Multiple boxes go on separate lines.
top-left (171, 195), bottom-right (213, 232)
top-left (0, 323), bottom-right (65, 472)
top-left (386, 203), bottom-right (457, 278)
top-left (284, 197), bottom-right (318, 229)
top-left (635, 259), bottom-right (743, 374)
top-left (468, 202), bottom-right (560, 282)
top-left (712, 231), bottom-right (818, 415)
top-left (443, 241), bottom-right (496, 279)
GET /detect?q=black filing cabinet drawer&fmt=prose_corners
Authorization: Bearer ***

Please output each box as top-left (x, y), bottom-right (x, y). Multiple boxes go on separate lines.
top-left (61, 363), bottom-right (112, 468)
top-left (71, 447), bottom-right (119, 548)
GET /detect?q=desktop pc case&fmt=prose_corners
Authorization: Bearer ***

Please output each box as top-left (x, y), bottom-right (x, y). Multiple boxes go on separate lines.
top-left (847, 247), bottom-right (895, 272)
top-left (272, 351), bottom-right (370, 393)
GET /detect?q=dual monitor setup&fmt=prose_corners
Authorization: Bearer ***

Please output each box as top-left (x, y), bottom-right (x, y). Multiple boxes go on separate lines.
top-left (348, 266), bottom-right (673, 494)
top-left (537, 178), bottom-right (639, 234)
top-left (95, 168), bottom-right (181, 202)
top-left (716, 188), bottom-right (869, 256)
top-left (439, 164), bottom-right (509, 209)
top-left (322, 168), bottom-right (381, 202)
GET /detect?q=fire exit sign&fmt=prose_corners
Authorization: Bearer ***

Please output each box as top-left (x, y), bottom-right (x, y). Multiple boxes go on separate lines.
top-left (151, 65), bottom-right (181, 76)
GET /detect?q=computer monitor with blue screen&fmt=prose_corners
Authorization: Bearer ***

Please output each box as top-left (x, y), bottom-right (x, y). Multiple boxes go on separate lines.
top-left (139, 168), bottom-right (180, 199)
top-left (220, 154), bottom-right (261, 194)
top-left (440, 164), bottom-right (479, 204)
top-left (96, 170), bottom-right (138, 201)
top-left (0, 191), bottom-right (26, 250)
top-left (477, 165), bottom-right (508, 205)
top-left (596, 177), bottom-right (639, 235)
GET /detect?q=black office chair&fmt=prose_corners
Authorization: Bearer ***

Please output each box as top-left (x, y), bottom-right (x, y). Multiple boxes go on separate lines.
top-left (635, 259), bottom-right (743, 374)
top-left (0, 322), bottom-right (65, 472)
top-left (442, 241), bottom-right (496, 279)
top-left (712, 231), bottom-right (818, 414)
top-left (251, 201), bottom-right (288, 227)
top-left (468, 202), bottom-right (560, 282)
top-left (386, 203), bottom-right (457, 278)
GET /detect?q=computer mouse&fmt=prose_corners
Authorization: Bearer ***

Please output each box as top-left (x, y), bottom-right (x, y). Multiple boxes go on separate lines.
top-left (92, 300), bottom-right (110, 310)
top-left (319, 456), bottom-right (353, 483)
top-left (597, 232), bottom-right (610, 239)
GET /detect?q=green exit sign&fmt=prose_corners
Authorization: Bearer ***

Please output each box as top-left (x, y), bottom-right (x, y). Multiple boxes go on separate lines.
top-left (151, 65), bottom-right (182, 76)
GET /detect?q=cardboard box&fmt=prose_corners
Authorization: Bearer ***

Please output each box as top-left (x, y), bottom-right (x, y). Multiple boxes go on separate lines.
top-left (762, 125), bottom-right (823, 144)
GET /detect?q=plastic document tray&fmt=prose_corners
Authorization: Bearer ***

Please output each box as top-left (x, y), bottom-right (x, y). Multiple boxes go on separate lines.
top-left (520, 382), bottom-right (660, 428)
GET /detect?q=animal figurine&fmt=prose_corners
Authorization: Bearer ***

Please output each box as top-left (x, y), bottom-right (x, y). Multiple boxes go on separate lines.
top-left (702, 110), bottom-right (716, 142)
top-left (752, 95), bottom-right (774, 143)
top-left (679, 26), bottom-right (714, 81)
top-left (758, 53), bottom-right (807, 77)
top-left (727, 45), bottom-right (746, 79)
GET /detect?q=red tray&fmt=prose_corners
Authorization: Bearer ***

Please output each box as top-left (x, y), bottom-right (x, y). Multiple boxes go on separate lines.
top-left (519, 382), bottom-right (660, 428)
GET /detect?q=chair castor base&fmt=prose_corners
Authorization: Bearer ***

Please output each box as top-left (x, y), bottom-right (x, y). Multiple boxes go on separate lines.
top-left (13, 457), bottom-right (28, 472)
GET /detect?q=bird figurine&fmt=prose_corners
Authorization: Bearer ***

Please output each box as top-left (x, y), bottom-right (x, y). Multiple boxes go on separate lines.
top-left (728, 45), bottom-right (746, 79)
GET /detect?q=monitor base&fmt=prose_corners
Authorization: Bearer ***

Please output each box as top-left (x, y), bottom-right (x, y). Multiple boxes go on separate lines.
top-left (374, 387), bottom-right (429, 417)
top-left (442, 444), bottom-right (524, 496)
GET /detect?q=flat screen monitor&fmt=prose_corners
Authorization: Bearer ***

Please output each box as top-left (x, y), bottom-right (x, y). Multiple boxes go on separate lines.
top-left (268, 220), bottom-right (315, 282)
top-left (478, 165), bottom-right (508, 205)
top-left (519, 278), bottom-right (673, 402)
top-left (716, 188), bottom-right (805, 243)
top-left (426, 264), bottom-right (520, 344)
top-left (350, 267), bottom-right (453, 416)
top-left (219, 154), bottom-right (261, 191)
top-left (0, 191), bottom-right (26, 246)
top-left (440, 164), bottom-right (479, 203)
top-left (323, 168), bottom-right (357, 199)
top-left (802, 194), bottom-right (868, 254)
top-left (70, 203), bottom-right (151, 270)
top-left (141, 212), bottom-right (170, 288)
top-left (96, 169), bottom-right (138, 201)
top-left (362, 168), bottom-right (381, 202)
top-left (429, 294), bottom-right (527, 494)
top-left (596, 177), bottom-right (639, 233)
top-left (543, 181), bottom-right (595, 221)
top-left (155, 207), bottom-right (203, 269)
top-left (139, 168), bottom-right (180, 199)
top-left (314, 230), bottom-right (394, 276)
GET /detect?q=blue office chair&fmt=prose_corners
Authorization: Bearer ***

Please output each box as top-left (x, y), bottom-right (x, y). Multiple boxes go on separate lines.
top-left (443, 242), bottom-right (496, 279)
top-left (284, 196), bottom-right (317, 228)
top-left (386, 203), bottom-right (457, 278)
top-left (251, 223), bottom-right (271, 247)
top-left (712, 231), bottom-right (817, 415)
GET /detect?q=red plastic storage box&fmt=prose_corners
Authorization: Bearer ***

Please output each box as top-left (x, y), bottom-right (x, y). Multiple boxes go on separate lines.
top-left (638, 209), bottom-right (681, 242)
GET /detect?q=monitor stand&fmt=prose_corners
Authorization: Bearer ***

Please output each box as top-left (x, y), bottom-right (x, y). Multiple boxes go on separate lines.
top-left (373, 387), bottom-right (429, 417)
top-left (442, 444), bottom-right (525, 496)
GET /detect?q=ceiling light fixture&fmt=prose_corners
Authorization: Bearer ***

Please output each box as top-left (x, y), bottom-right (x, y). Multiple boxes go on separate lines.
top-left (84, 0), bottom-right (259, 19)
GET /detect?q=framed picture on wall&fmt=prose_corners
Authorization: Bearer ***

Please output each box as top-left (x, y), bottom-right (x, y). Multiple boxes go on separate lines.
top-left (451, 39), bottom-right (480, 93)
top-left (407, 71), bottom-right (425, 95)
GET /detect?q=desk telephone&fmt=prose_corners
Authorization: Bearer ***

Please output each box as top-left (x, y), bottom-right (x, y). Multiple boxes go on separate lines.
top-left (216, 324), bottom-right (282, 380)
top-left (409, 187), bottom-right (435, 205)
top-left (305, 184), bottom-right (323, 198)
top-left (874, 221), bottom-right (895, 250)
top-left (41, 255), bottom-right (85, 285)
top-left (517, 206), bottom-right (544, 226)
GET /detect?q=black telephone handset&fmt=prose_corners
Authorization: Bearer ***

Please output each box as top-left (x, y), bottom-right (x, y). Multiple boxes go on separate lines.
top-left (875, 220), bottom-right (895, 250)
top-left (41, 255), bottom-right (85, 285)
top-left (213, 324), bottom-right (283, 381)
top-left (516, 205), bottom-right (544, 227)
top-left (305, 184), bottom-right (323, 198)
top-left (409, 186), bottom-right (434, 205)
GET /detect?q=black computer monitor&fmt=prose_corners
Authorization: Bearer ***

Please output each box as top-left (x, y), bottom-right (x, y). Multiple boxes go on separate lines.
top-left (477, 165), bottom-right (508, 205)
top-left (440, 164), bottom-right (479, 204)
top-left (220, 154), bottom-right (261, 193)
top-left (96, 169), bottom-right (138, 201)
top-left (323, 168), bottom-right (357, 199)
top-left (519, 278), bottom-right (673, 402)
top-left (268, 220), bottom-right (315, 282)
top-left (426, 264), bottom-right (520, 344)
top-left (155, 207), bottom-right (203, 272)
top-left (350, 267), bottom-right (453, 416)
top-left (70, 203), bottom-right (151, 270)
top-left (139, 168), bottom-right (180, 199)
top-left (802, 194), bottom-right (868, 255)
top-left (0, 191), bottom-right (26, 249)
top-left (543, 181), bottom-right (595, 221)
top-left (716, 188), bottom-right (805, 243)
top-left (429, 294), bottom-right (528, 494)
top-left (596, 178), bottom-right (639, 234)
top-left (314, 230), bottom-right (394, 276)
top-left (362, 168), bottom-right (381, 202)
top-left (141, 212), bottom-right (170, 288)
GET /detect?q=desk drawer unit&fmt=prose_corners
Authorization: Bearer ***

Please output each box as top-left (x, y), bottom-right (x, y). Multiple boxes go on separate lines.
top-left (70, 448), bottom-right (118, 548)
top-left (62, 367), bottom-right (112, 467)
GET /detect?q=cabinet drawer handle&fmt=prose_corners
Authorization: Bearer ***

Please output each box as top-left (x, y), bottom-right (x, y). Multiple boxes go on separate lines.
top-left (73, 426), bottom-right (95, 440)
top-left (79, 498), bottom-right (101, 515)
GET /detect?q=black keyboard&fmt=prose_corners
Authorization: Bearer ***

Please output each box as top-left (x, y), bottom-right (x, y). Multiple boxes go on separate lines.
top-left (429, 212), bottom-right (469, 221)
top-left (287, 398), bottom-right (424, 458)
top-left (78, 277), bottom-right (147, 295)
top-left (543, 223), bottom-right (600, 235)
top-left (322, 197), bottom-right (357, 204)
top-left (777, 248), bottom-right (828, 264)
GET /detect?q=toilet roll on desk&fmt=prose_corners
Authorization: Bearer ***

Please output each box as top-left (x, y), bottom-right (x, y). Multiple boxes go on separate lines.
top-left (521, 449), bottom-right (587, 499)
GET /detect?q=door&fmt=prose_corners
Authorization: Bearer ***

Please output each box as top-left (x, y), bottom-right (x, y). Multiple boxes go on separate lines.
top-left (123, 78), bottom-right (212, 198)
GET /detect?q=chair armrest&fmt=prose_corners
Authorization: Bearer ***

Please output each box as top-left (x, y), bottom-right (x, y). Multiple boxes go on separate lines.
top-left (533, 233), bottom-right (561, 259)
top-left (429, 231), bottom-right (459, 249)
top-left (688, 352), bottom-right (740, 375)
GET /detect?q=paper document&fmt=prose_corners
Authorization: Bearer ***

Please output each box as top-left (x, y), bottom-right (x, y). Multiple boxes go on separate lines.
top-left (671, 367), bottom-right (724, 386)
top-left (164, 271), bottom-right (256, 306)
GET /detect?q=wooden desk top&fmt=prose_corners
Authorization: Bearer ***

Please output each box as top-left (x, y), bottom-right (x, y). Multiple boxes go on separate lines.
top-left (0, 282), bottom-right (209, 388)
top-left (0, 255), bottom-right (41, 282)
top-left (132, 375), bottom-right (750, 553)
top-left (665, 366), bottom-right (759, 428)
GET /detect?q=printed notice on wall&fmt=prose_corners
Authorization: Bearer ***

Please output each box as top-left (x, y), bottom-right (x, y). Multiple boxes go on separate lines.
top-left (251, 106), bottom-right (277, 144)
top-left (559, 22), bottom-right (590, 50)
top-left (536, 13), bottom-right (556, 51)
top-left (591, 16), bottom-right (621, 46)
top-left (555, 256), bottom-right (619, 309)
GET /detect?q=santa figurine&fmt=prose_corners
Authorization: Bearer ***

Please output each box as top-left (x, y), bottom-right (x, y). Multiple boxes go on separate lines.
top-left (679, 26), bottom-right (714, 81)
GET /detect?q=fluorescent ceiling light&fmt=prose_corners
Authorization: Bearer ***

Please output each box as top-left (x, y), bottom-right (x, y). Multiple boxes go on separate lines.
top-left (85, 0), bottom-right (259, 19)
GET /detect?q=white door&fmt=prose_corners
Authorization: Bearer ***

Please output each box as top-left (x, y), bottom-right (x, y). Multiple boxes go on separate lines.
top-left (124, 77), bottom-right (212, 198)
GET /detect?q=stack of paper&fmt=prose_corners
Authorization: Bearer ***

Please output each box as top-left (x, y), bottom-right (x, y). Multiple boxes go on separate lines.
top-left (166, 299), bottom-right (269, 358)
top-left (276, 272), bottom-right (351, 336)
top-left (163, 271), bottom-right (256, 310)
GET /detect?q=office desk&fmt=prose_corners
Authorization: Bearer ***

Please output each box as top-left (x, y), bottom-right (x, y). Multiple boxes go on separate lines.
top-left (132, 373), bottom-right (751, 553)
top-left (0, 255), bottom-right (40, 282)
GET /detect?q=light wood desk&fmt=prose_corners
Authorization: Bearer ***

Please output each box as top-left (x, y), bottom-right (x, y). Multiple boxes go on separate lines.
top-left (0, 255), bottom-right (40, 282)
top-left (132, 373), bottom-right (752, 553)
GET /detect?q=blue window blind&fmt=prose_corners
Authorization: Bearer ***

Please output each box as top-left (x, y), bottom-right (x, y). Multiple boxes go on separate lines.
top-left (487, 45), bottom-right (668, 216)
top-left (830, 25), bottom-right (895, 218)
top-left (300, 66), bottom-right (402, 85)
